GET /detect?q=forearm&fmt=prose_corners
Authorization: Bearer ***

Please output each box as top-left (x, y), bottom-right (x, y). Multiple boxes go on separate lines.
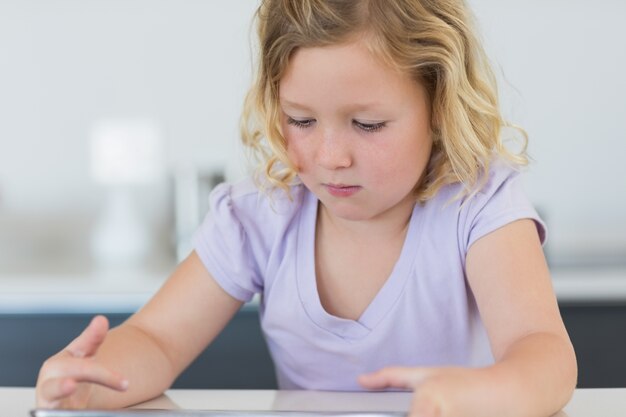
top-left (481, 331), bottom-right (577, 417)
top-left (86, 323), bottom-right (179, 408)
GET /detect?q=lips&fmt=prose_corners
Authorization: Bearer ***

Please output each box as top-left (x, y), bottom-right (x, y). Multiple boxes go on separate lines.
top-left (323, 183), bottom-right (361, 197)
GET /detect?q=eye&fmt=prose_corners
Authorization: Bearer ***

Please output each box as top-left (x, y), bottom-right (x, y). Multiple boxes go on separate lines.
top-left (353, 120), bottom-right (386, 133)
top-left (287, 117), bottom-right (315, 129)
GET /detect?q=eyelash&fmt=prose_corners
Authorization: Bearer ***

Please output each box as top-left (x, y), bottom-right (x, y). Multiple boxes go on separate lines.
top-left (355, 121), bottom-right (386, 133)
top-left (286, 118), bottom-right (313, 129)
top-left (286, 117), bottom-right (386, 133)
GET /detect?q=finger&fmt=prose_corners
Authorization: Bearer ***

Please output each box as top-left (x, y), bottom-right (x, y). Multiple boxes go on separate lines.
top-left (413, 395), bottom-right (442, 417)
top-left (412, 384), bottom-right (445, 417)
top-left (62, 358), bottom-right (129, 390)
top-left (41, 356), bottom-right (129, 394)
top-left (65, 315), bottom-right (110, 358)
top-left (37, 360), bottom-right (128, 408)
top-left (37, 370), bottom-right (128, 408)
top-left (358, 367), bottom-right (433, 390)
top-left (37, 377), bottom-right (77, 407)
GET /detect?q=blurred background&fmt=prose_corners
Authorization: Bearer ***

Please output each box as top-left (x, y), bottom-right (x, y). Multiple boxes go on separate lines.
top-left (0, 0), bottom-right (257, 279)
top-left (0, 0), bottom-right (625, 389)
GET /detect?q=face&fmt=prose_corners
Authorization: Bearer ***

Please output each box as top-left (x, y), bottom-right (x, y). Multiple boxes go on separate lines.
top-left (279, 39), bottom-right (432, 223)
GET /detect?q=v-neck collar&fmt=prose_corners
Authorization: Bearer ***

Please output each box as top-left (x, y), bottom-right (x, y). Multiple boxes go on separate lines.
top-left (295, 189), bottom-right (424, 340)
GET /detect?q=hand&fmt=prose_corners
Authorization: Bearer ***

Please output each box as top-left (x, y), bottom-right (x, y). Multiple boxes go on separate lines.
top-left (36, 315), bottom-right (129, 409)
top-left (359, 366), bottom-right (490, 417)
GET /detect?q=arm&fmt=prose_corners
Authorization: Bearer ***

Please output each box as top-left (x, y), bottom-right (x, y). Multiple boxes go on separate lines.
top-left (462, 218), bottom-right (577, 415)
top-left (36, 251), bottom-right (243, 409)
top-left (360, 219), bottom-right (577, 417)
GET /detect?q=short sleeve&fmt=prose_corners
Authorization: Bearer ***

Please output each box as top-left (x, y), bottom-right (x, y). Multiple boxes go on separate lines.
top-left (192, 183), bottom-right (262, 302)
top-left (461, 163), bottom-right (547, 255)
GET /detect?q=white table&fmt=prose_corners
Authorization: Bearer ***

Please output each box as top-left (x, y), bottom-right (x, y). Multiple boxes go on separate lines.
top-left (3, 388), bottom-right (626, 417)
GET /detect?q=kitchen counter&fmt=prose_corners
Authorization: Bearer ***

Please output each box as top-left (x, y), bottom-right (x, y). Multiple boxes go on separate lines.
top-left (1, 268), bottom-right (625, 389)
top-left (1, 267), bottom-right (625, 314)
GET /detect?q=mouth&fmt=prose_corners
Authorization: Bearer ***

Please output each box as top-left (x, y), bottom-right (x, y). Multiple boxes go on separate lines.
top-left (323, 183), bottom-right (362, 197)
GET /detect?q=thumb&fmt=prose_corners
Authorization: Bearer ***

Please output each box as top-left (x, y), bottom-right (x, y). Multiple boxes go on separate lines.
top-left (65, 315), bottom-right (110, 358)
top-left (358, 367), bottom-right (432, 390)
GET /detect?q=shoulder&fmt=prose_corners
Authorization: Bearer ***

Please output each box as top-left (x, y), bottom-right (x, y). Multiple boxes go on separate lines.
top-left (472, 158), bottom-right (524, 200)
top-left (417, 159), bottom-right (544, 259)
top-left (206, 176), bottom-right (308, 242)
top-left (423, 159), bottom-right (523, 213)
top-left (211, 176), bottom-right (305, 219)
top-left (463, 158), bottom-right (533, 216)
top-left (455, 159), bottom-right (546, 252)
top-left (192, 177), bottom-right (308, 301)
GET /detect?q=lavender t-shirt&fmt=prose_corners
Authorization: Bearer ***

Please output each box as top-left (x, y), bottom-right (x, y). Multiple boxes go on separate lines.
top-left (192, 161), bottom-right (546, 390)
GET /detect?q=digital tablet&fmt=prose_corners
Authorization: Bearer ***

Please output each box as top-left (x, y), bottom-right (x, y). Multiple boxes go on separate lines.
top-left (31, 410), bottom-right (407, 417)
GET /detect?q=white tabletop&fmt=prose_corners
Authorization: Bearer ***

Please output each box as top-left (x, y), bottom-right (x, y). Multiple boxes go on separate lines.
top-left (4, 388), bottom-right (626, 417)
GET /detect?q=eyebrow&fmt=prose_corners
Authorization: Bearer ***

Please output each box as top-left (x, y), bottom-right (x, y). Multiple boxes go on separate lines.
top-left (280, 99), bottom-right (313, 111)
top-left (280, 98), bottom-right (385, 113)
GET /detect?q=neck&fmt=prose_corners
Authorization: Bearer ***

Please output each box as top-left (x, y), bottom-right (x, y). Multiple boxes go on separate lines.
top-left (317, 197), bottom-right (415, 243)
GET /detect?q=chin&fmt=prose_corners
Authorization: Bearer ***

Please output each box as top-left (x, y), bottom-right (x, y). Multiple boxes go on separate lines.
top-left (324, 204), bottom-right (374, 222)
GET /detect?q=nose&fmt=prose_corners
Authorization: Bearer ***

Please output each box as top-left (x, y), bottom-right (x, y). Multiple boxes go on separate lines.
top-left (314, 129), bottom-right (353, 170)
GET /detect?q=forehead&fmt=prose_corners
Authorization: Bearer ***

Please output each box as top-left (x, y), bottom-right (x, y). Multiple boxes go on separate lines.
top-left (279, 40), bottom-right (425, 110)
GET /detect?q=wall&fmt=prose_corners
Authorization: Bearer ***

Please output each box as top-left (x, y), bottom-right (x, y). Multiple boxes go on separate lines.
top-left (469, 0), bottom-right (626, 265)
top-left (0, 0), bottom-right (259, 273)
top-left (0, 0), bottom-right (625, 272)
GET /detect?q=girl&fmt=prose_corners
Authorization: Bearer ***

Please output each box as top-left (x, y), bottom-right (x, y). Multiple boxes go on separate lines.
top-left (36, 1), bottom-right (577, 416)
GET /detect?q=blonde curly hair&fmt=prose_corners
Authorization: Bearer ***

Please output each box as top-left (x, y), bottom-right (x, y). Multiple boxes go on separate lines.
top-left (240, 0), bottom-right (527, 202)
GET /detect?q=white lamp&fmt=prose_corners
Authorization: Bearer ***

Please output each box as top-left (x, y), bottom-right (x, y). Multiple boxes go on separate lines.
top-left (89, 119), bottom-right (163, 268)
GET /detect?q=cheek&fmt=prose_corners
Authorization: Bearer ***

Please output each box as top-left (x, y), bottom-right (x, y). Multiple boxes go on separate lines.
top-left (284, 131), bottom-right (306, 173)
top-left (365, 135), bottom-right (430, 185)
